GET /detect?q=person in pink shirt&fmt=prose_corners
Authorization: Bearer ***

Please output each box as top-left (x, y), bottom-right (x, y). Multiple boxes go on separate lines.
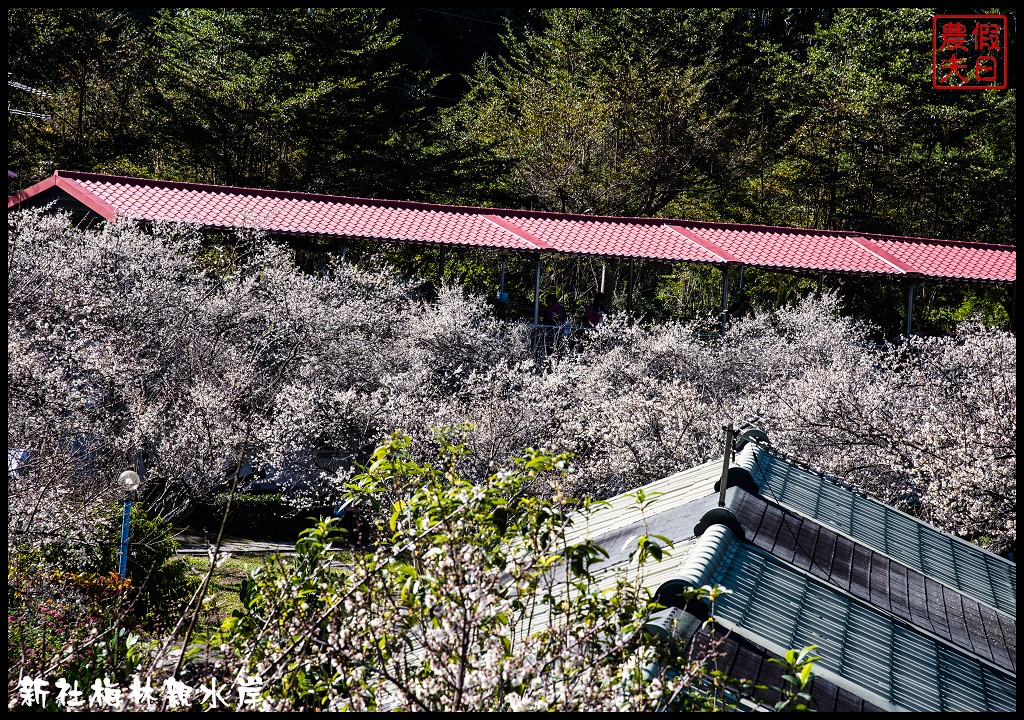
top-left (583, 291), bottom-right (605, 329)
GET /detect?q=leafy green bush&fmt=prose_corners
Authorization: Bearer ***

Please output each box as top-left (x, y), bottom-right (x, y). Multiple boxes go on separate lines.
top-left (193, 428), bottom-right (809, 711)
top-left (7, 502), bottom-right (198, 703)
top-left (7, 558), bottom-right (146, 697)
top-left (91, 504), bottom-right (201, 631)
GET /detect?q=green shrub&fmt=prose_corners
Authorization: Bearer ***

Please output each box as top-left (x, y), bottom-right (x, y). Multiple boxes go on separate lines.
top-left (7, 558), bottom-right (145, 695)
top-left (91, 504), bottom-right (201, 630)
top-left (200, 428), bottom-right (779, 711)
top-left (7, 502), bottom-right (199, 698)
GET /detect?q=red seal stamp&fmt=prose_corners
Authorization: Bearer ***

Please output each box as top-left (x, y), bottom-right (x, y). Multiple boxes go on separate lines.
top-left (933, 14), bottom-right (1008, 90)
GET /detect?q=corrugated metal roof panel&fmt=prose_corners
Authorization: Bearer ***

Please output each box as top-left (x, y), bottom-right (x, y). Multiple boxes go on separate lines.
top-left (563, 456), bottom-right (722, 546)
top-left (9, 171), bottom-right (1015, 283)
top-left (499, 215), bottom-right (722, 262)
top-left (380, 442), bottom-right (1015, 711)
top-left (709, 545), bottom-right (1016, 712)
top-left (680, 226), bottom-right (906, 275)
top-left (730, 488), bottom-right (1016, 675)
top-left (693, 628), bottom-right (887, 711)
top-left (736, 444), bottom-right (1016, 617)
top-left (517, 535), bottom-right (705, 644)
top-left (509, 458), bottom-right (726, 642)
top-left (870, 235), bottom-right (1017, 282)
top-left (72, 175), bottom-right (538, 250)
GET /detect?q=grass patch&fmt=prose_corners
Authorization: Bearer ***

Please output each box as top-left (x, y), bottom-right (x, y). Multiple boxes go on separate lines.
top-left (181, 553), bottom-right (279, 629)
top-left (179, 548), bottom-right (356, 631)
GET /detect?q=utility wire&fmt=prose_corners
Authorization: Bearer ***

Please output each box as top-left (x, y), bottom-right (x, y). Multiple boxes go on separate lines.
top-left (8, 77), bottom-right (52, 119)
top-left (415, 8), bottom-right (510, 27)
top-left (9, 77), bottom-right (51, 97)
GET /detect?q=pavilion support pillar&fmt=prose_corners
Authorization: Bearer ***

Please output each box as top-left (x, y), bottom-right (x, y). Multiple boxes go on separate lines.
top-left (817, 272), bottom-right (823, 296)
top-left (720, 267), bottom-right (730, 337)
top-left (1011, 281), bottom-right (1016, 331)
top-left (627, 258), bottom-right (635, 315)
top-left (497, 253), bottom-right (507, 301)
top-left (438, 246), bottom-right (447, 286)
top-left (904, 283), bottom-right (915, 339)
top-left (533, 255), bottom-right (542, 324)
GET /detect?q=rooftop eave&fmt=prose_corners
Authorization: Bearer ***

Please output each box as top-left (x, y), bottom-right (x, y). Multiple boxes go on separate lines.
top-left (8, 172), bottom-right (119, 221)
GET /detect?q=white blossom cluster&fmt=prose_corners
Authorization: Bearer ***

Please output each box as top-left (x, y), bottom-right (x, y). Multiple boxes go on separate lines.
top-left (7, 209), bottom-right (1016, 557)
top-left (195, 450), bottom-right (726, 713)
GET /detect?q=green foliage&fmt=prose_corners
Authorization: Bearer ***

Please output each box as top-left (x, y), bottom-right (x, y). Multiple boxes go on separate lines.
top-left (197, 428), bottom-right (816, 710)
top-left (7, 8), bottom-right (161, 185)
top-left (434, 7), bottom-right (1015, 320)
top-left (7, 427), bottom-right (825, 711)
top-left (921, 282), bottom-right (1013, 333)
top-left (147, 7), bottom-right (448, 197)
top-left (7, 556), bottom-right (147, 698)
top-left (93, 505), bottom-right (200, 630)
top-left (767, 645), bottom-right (822, 711)
top-left (7, 501), bottom-right (199, 681)
top-left (441, 8), bottom-right (747, 217)
top-left (745, 8), bottom-right (1015, 246)
top-left (181, 554), bottom-right (277, 630)
top-left (9, 501), bottom-right (203, 704)
top-left (190, 492), bottom-right (319, 540)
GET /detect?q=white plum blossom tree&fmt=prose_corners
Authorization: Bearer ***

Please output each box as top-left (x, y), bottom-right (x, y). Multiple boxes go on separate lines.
top-left (7, 208), bottom-right (1015, 558)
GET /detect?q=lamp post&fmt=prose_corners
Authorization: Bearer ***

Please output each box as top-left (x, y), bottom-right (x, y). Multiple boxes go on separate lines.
top-left (117, 470), bottom-right (140, 578)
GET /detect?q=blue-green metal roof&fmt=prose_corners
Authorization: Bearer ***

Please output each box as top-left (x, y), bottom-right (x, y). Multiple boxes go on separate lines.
top-left (514, 431), bottom-right (1017, 711)
top-left (732, 441), bottom-right (1016, 618)
top-left (726, 486), bottom-right (1016, 675)
top-left (695, 525), bottom-right (1016, 712)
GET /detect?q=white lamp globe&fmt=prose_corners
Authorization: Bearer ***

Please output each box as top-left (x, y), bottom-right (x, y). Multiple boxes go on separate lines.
top-left (118, 470), bottom-right (141, 492)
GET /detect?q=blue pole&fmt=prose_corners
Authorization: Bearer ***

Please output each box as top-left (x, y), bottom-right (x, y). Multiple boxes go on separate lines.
top-left (118, 499), bottom-right (132, 578)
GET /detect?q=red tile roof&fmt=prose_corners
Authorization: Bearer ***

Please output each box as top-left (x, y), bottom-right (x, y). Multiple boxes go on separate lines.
top-left (8, 171), bottom-right (1016, 283)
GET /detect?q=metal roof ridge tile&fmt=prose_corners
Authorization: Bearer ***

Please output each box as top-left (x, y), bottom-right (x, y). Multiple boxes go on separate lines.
top-left (481, 213), bottom-right (553, 251)
top-left (668, 522), bottom-right (738, 589)
top-left (848, 235), bottom-right (919, 275)
top-left (664, 224), bottom-right (742, 263)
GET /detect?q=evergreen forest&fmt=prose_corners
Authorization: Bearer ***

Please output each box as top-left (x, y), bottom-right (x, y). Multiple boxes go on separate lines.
top-left (7, 8), bottom-right (1017, 331)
